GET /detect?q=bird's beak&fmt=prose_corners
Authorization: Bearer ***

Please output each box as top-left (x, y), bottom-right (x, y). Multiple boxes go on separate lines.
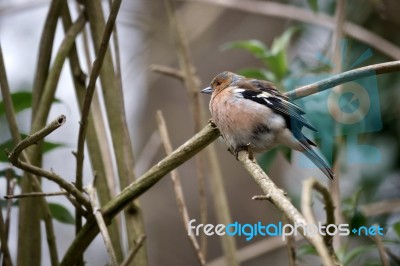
top-left (201, 87), bottom-right (213, 94)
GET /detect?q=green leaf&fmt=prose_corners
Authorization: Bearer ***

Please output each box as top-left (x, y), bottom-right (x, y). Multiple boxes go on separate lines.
top-left (48, 202), bottom-right (74, 224)
top-left (221, 39), bottom-right (267, 57)
top-left (0, 135), bottom-right (65, 162)
top-left (393, 221), bottom-right (400, 239)
top-left (270, 27), bottom-right (299, 55)
top-left (0, 91), bottom-right (33, 116)
top-left (0, 91), bottom-right (61, 117)
top-left (237, 68), bottom-right (277, 82)
top-left (307, 0), bottom-right (318, 12)
top-left (264, 27), bottom-right (299, 80)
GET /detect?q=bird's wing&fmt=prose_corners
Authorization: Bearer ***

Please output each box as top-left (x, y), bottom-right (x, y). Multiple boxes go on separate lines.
top-left (298, 137), bottom-right (334, 180)
top-left (233, 79), bottom-right (317, 132)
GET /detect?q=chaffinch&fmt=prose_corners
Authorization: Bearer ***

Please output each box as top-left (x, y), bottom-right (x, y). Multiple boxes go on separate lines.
top-left (201, 71), bottom-right (334, 180)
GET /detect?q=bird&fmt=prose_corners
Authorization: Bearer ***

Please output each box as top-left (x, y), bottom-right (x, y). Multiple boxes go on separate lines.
top-left (201, 71), bottom-right (334, 180)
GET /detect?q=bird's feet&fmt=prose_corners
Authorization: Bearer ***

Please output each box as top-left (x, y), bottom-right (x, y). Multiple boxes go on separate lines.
top-left (233, 143), bottom-right (254, 161)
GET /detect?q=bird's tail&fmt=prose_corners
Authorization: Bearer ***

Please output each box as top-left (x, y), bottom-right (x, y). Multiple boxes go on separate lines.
top-left (298, 139), bottom-right (334, 180)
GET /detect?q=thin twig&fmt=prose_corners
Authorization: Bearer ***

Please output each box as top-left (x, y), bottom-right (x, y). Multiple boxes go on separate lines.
top-left (7, 115), bottom-right (91, 211)
top-left (120, 235), bottom-right (147, 266)
top-left (83, 0), bottom-right (144, 262)
top-left (156, 110), bottom-right (206, 265)
top-left (4, 191), bottom-right (68, 199)
top-left (192, 0), bottom-right (400, 59)
top-left (0, 200), bottom-right (13, 266)
top-left (330, 1), bottom-right (346, 250)
top-left (372, 226), bottom-right (389, 266)
top-left (107, 0), bottom-right (123, 90)
top-left (32, 12), bottom-right (86, 134)
top-left (150, 64), bottom-right (185, 81)
top-left (163, 0), bottom-right (210, 258)
top-left (31, 0), bottom-right (62, 113)
top-left (75, 0), bottom-right (122, 235)
top-left (283, 214), bottom-right (297, 266)
top-left (85, 184), bottom-right (118, 266)
top-left (5, 168), bottom-right (15, 240)
top-left (301, 178), bottom-right (337, 265)
top-left (237, 151), bottom-right (334, 266)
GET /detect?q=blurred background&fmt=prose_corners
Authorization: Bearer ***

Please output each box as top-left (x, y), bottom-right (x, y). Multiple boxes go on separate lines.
top-left (1, 0), bottom-right (400, 265)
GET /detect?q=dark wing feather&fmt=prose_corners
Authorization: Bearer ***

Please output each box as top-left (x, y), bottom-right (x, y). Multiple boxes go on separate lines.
top-left (298, 138), bottom-right (334, 180)
top-left (236, 81), bottom-right (317, 132)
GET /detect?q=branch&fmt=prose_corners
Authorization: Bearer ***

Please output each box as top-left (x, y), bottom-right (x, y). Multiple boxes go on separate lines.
top-left (7, 115), bottom-right (91, 211)
top-left (156, 110), bottom-right (206, 265)
top-left (372, 227), bottom-right (389, 266)
top-left (76, 0), bottom-right (123, 181)
top-left (4, 191), bottom-right (67, 199)
top-left (286, 60), bottom-right (400, 100)
top-left (163, 0), bottom-right (210, 258)
top-left (120, 235), bottom-right (146, 266)
top-left (0, 208), bottom-right (12, 266)
top-left (85, 185), bottom-right (118, 266)
top-left (75, 0), bottom-right (122, 252)
top-left (150, 64), bottom-right (184, 81)
top-left (301, 178), bottom-right (337, 264)
top-left (237, 151), bottom-right (334, 266)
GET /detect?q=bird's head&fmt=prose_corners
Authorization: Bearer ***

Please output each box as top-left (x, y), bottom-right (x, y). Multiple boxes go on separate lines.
top-left (201, 71), bottom-right (242, 95)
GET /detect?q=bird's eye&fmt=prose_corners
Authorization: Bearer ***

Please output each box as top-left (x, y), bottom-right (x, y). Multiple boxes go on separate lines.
top-left (216, 81), bottom-right (222, 86)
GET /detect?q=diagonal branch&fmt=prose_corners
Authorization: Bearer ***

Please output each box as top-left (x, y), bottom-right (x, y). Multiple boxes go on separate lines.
top-left (286, 60), bottom-right (400, 100)
top-left (237, 151), bottom-right (335, 266)
top-left (156, 110), bottom-right (206, 265)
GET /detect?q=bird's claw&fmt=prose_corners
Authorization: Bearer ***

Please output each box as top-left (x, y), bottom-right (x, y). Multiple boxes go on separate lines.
top-left (233, 143), bottom-right (254, 161)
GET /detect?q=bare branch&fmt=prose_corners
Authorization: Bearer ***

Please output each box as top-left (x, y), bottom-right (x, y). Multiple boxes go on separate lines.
top-left (156, 110), bottom-right (206, 265)
top-left (301, 178), bottom-right (337, 265)
top-left (286, 61), bottom-right (400, 100)
top-left (150, 64), bottom-right (185, 81)
top-left (7, 115), bottom-right (91, 211)
top-left (0, 207), bottom-right (13, 266)
top-left (238, 151), bottom-right (334, 266)
top-left (372, 226), bottom-right (389, 266)
top-left (120, 235), bottom-right (147, 266)
top-left (85, 185), bottom-right (118, 266)
top-left (4, 191), bottom-right (68, 199)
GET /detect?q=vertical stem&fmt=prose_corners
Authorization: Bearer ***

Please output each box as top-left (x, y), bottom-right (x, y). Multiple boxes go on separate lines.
top-left (330, 0), bottom-right (346, 249)
top-left (82, 0), bottom-right (147, 264)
